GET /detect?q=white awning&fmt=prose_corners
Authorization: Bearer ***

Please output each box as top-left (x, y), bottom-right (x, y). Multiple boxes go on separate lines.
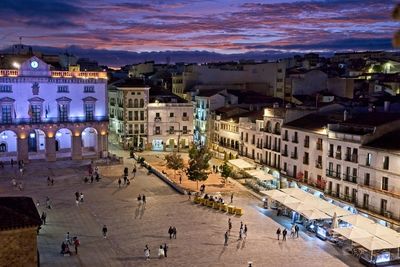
top-left (280, 187), bottom-right (315, 202)
top-left (333, 227), bottom-right (373, 240)
top-left (228, 159), bottom-right (255, 170)
top-left (352, 236), bottom-right (398, 251)
top-left (301, 209), bottom-right (332, 220)
top-left (274, 195), bottom-right (302, 205)
top-left (246, 169), bottom-right (275, 181)
top-left (340, 214), bottom-right (375, 227)
top-left (260, 189), bottom-right (287, 200)
top-left (319, 205), bottom-right (352, 217)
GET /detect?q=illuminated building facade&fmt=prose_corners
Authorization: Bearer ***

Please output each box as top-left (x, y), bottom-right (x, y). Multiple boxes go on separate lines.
top-left (0, 56), bottom-right (108, 162)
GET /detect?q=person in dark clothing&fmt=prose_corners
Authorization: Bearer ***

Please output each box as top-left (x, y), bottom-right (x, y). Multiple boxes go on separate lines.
top-left (295, 224), bottom-right (299, 238)
top-left (168, 226), bottom-right (173, 239)
top-left (282, 229), bottom-right (287, 241)
top-left (172, 226), bottom-right (177, 239)
top-left (102, 225), bottom-right (108, 238)
top-left (118, 178), bottom-right (121, 188)
top-left (276, 228), bottom-right (281, 240)
top-left (163, 243), bottom-right (168, 257)
top-left (41, 211), bottom-right (47, 225)
top-left (142, 195), bottom-right (146, 204)
top-left (90, 175), bottom-right (94, 183)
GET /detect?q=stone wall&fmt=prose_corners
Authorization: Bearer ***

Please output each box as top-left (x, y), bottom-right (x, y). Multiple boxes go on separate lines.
top-left (0, 227), bottom-right (38, 267)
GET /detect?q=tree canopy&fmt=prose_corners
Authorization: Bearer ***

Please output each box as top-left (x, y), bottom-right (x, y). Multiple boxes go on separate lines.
top-left (186, 146), bottom-right (212, 188)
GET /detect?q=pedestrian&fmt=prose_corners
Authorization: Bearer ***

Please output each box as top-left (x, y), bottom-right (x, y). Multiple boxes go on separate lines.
top-left (244, 224), bottom-right (248, 238)
top-left (75, 191), bottom-right (79, 201)
top-left (51, 178), bottom-right (54, 185)
top-left (224, 231), bottom-right (229, 246)
top-left (90, 175), bottom-right (94, 183)
top-left (276, 228), bottom-right (281, 240)
top-left (132, 167), bottom-right (137, 178)
top-left (290, 225), bottom-right (295, 238)
top-left (80, 192), bottom-right (84, 203)
top-left (41, 211), bottom-right (47, 225)
top-left (95, 173), bottom-right (100, 182)
top-left (47, 176), bottom-right (51, 186)
top-left (163, 243), bottom-right (168, 257)
top-left (228, 218), bottom-right (232, 234)
top-left (126, 178), bottom-right (130, 186)
top-left (36, 200), bottom-right (40, 207)
top-left (118, 178), bottom-right (121, 188)
top-left (179, 174), bottom-right (182, 184)
top-left (282, 228), bottom-right (287, 241)
top-left (230, 193), bottom-right (234, 203)
top-left (65, 232), bottom-right (71, 244)
top-left (46, 197), bottom-right (51, 209)
top-left (11, 158), bottom-right (14, 167)
top-left (144, 245), bottom-right (150, 260)
top-left (168, 226), bottom-right (173, 239)
top-left (187, 190), bottom-right (192, 200)
top-left (124, 167), bottom-right (128, 177)
top-left (240, 221), bottom-right (243, 230)
top-left (158, 245), bottom-right (165, 258)
top-left (102, 225), bottom-right (108, 238)
top-left (137, 194), bottom-right (142, 205)
top-left (123, 175), bottom-right (127, 185)
top-left (142, 195), bottom-right (146, 204)
top-left (295, 224), bottom-right (299, 238)
top-left (73, 237), bottom-right (80, 254)
top-left (172, 226), bottom-right (177, 239)
top-left (238, 228), bottom-right (243, 240)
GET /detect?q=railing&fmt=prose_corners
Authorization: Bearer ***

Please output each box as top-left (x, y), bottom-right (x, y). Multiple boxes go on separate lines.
top-left (316, 143), bottom-right (323, 151)
top-left (344, 154), bottom-right (358, 163)
top-left (335, 152), bottom-right (342, 160)
top-left (326, 169), bottom-right (341, 180)
top-left (292, 137), bottom-right (298, 143)
top-left (282, 136), bottom-right (289, 141)
top-left (154, 117), bottom-right (161, 122)
top-left (281, 150), bottom-right (288, 156)
top-left (342, 174), bottom-right (357, 184)
top-left (328, 150), bottom-right (334, 157)
top-left (0, 116), bottom-right (108, 125)
top-left (51, 70), bottom-right (107, 79)
top-left (304, 141), bottom-right (309, 148)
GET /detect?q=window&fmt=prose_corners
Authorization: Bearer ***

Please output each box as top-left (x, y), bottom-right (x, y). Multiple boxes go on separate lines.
top-left (128, 99), bottom-right (133, 108)
top-left (366, 153), bottom-right (372, 166)
top-left (140, 99), bottom-right (144, 108)
top-left (134, 99), bottom-right (138, 108)
top-left (30, 104), bottom-right (41, 123)
top-left (57, 85), bottom-right (69, 93)
top-left (364, 173), bottom-right (370, 186)
top-left (383, 156), bottom-right (389, 170)
top-left (131, 92), bottom-right (135, 95)
top-left (1, 105), bottom-right (12, 123)
top-left (140, 124), bottom-right (144, 134)
top-left (381, 199), bottom-right (387, 214)
top-left (156, 112), bottom-right (160, 118)
top-left (363, 194), bottom-right (369, 208)
top-left (170, 112), bottom-right (174, 117)
top-left (304, 135), bottom-right (309, 148)
top-left (169, 126), bottom-right (175, 133)
top-left (84, 85), bottom-right (95, 93)
top-left (0, 85), bottom-right (12, 92)
top-left (382, 177), bottom-right (389, 191)
top-left (183, 126), bottom-right (188, 134)
top-left (128, 111), bottom-right (132, 121)
top-left (137, 92), bottom-right (141, 95)
top-left (84, 103), bottom-right (94, 121)
top-left (58, 104), bottom-right (69, 122)
top-left (155, 126), bottom-right (160, 135)
top-left (134, 111), bottom-right (138, 120)
top-left (140, 111), bottom-right (144, 120)
top-left (183, 112), bottom-right (187, 117)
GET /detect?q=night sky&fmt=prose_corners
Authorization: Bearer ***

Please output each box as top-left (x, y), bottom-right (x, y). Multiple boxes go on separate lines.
top-left (0, 0), bottom-right (397, 64)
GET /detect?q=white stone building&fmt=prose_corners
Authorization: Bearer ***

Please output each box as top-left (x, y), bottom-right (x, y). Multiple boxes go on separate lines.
top-left (0, 56), bottom-right (108, 162)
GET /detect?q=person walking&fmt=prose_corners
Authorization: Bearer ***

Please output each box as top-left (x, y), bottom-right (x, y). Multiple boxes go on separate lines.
top-left (137, 194), bottom-right (142, 205)
top-left (46, 197), bottom-right (52, 209)
top-left (179, 174), bottom-right (182, 184)
top-left (244, 224), bottom-right (248, 238)
top-left (240, 221), bottom-right (243, 230)
top-left (80, 192), bottom-right (84, 203)
top-left (295, 224), bottom-right (299, 238)
top-left (290, 225), bottom-right (295, 238)
top-left (142, 195), bottom-right (146, 204)
top-left (51, 178), bottom-right (54, 185)
top-left (90, 175), bottom-right (94, 183)
top-left (224, 231), bottom-right (229, 246)
top-left (123, 175), bottom-right (127, 185)
top-left (276, 228), bottom-right (281, 240)
top-left (230, 193), bottom-right (234, 203)
top-left (187, 191), bottom-right (192, 200)
top-left (163, 243), bottom-right (168, 257)
top-left (75, 191), bottom-right (79, 201)
top-left (47, 176), bottom-right (51, 186)
top-left (168, 226), bottom-right (173, 239)
top-left (144, 245), bottom-right (150, 260)
top-left (65, 232), bottom-right (71, 244)
top-left (172, 226), bottom-right (177, 239)
top-left (73, 237), bottom-right (80, 254)
top-left (102, 225), bottom-right (108, 238)
top-left (41, 211), bottom-right (47, 225)
top-left (282, 228), bottom-right (287, 241)
top-left (228, 218), bottom-right (232, 234)
top-left (158, 245), bottom-right (165, 258)
top-left (118, 178), bottom-right (121, 188)
top-left (238, 228), bottom-right (243, 240)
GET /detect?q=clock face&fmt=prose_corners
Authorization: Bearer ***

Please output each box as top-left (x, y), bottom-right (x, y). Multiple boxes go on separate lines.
top-left (30, 61), bottom-right (38, 69)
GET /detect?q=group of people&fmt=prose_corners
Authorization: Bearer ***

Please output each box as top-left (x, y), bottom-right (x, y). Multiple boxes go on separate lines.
top-left (224, 219), bottom-right (248, 246)
top-left (144, 243), bottom-right (168, 260)
top-left (11, 178), bottom-right (23, 191)
top-left (203, 194), bottom-right (225, 204)
top-left (74, 191), bottom-right (84, 206)
top-left (60, 232), bottom-right (80, 256)
top-left (276, 224), bottom-right (300, 241)
top-left (47, 176), bottom-right (55, 186)
top-left (137, 194), bottom-right (146, 205)
top-left (212, 165), bottom-right (221, 173)
top-left (168, 226), bottom-right (177, 239)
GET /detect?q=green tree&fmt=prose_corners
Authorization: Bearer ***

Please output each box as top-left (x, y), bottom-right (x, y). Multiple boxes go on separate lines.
top-left (220, 161), bottom-right (232, 186)
top-left (186, 146), bottom-right (212, 189)
top-left (164, 152), bottom-right (184, 180)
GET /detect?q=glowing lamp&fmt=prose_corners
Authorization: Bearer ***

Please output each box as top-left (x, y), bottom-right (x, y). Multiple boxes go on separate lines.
top-left (56, 132), bottom-right (62, 137)
top-left (29, 133), bottom-right (35, 138)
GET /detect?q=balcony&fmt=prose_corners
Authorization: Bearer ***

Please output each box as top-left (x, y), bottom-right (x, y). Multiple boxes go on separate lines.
top-left (154, 117), bottom-right (162, 122)
top-left (325, 169), bottom-right (341, 180)
top-left (182, 116), bottom-right (189, 121)
top-left (316, 143), bottom-right (323, 151)
top-left (315, 161), bottom-right (322, 169)
top-left (118, 103), bottom-right (123, 108)
top-left (335, 152), bottom-right (342, 160)
top-left (282, 150), bottom-right (288, 157)
top-left (304, 141), bottom-right (309, 148)
top-left (109, 114), bottom-right (114, 118)
top-left (303, 157), bottom-right (309, 165)
top-left (342, 174), bottom-right (357, 184)
top-left (291, 152), bottom-right (298, 159)
top-left (283, 136), bottom-right (289, 141)
top-left (292, 137), bottom-right (298, 143)
top-left (0, 116), bottom-right (109, 125)
top-left (110, 102), bottom-right (115, 106)
top-left (328, 150), bottom-right (334, 158)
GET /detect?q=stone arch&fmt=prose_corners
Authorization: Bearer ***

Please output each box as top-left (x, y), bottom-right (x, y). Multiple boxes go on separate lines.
top-left (81, 127), bottom-right (98, 154)
top-left (266, 121), bottom-right (272, 133)
top-left (0, 130), bottom-right (17, 153)
top-left (128, 99), bottom-right (133, 108)
top-left (28, 129), bottom-right (46, 160)
top-left (55, 128), bottom-right (73, 158)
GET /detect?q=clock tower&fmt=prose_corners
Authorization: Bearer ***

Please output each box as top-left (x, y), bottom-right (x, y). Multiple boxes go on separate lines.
top-left (19, 56), bottom-right (51, 77)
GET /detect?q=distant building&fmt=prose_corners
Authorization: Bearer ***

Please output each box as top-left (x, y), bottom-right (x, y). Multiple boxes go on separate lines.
top-left (0, 56), bottom-right (108, 162)
top-left (0, 197), bottom-right (42, 267)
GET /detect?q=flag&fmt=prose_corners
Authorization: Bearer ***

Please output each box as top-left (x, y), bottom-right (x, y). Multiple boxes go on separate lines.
top-left (28, 105), bottom-right (32, 118)
top-left (45, 106), bottom-right (48, 118)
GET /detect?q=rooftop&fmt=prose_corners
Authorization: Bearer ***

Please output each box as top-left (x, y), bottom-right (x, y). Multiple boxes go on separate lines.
top-left (285, 113), bottom-right (339, 133)
top-left (112, 78), bottom-right (148, 88)
top-left (364, 129), bottom-right (400, 153)
top-left (0, 197), bottom-right (42, 231)
top-left (149, 86), bottom-right (188, 103)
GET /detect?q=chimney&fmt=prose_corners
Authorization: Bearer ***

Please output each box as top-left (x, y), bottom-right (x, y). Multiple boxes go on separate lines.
top-left (384, 101), bottom-right (390, 112)
top-left (343, 110), bottom-right (348, 121)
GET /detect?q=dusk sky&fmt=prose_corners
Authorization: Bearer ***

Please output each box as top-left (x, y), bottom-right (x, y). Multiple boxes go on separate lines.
top-left (0, 0), bottom-right (397, 64)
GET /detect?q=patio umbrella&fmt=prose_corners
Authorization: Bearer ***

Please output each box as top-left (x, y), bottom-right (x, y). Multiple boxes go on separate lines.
top-left (362, 223), bottom-right (398, 237)
top-left (332, 227), bottom-right (373, 240)
top-left (339, 214), bottom-right (375, 227)
top-left (320, 205), bottom-right (352, 217)
top-left (352, 236), bottom-right (397, 251)
top-left (301, 209), bottom-right (331, 220)
top-left (274, 195), bottom-right (302, 205)
top-left (260, 189), bottom-right (287, 200)
top-left (285, 202), bottom-right (315, 212)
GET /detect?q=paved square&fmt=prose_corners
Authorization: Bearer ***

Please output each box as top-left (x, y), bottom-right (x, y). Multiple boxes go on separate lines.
top-left (0, 158), bottom-right (361, 267)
